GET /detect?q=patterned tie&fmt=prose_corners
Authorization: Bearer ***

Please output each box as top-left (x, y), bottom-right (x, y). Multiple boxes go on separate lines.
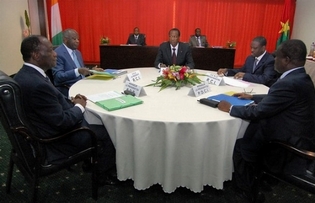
top-left (172, 48), bottom-right (176, 65)
top-left (72, 51), bottom-right (81, 68)
top-left (252, 58), bottom-right (258, 73)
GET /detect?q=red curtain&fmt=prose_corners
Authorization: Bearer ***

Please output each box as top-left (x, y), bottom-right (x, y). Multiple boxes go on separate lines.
top-left (46, 0), bottom-right (295, 67)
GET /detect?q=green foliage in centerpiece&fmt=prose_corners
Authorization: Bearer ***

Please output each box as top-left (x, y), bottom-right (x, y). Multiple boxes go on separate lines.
top-left (146, 65), bottom-right (203, 91)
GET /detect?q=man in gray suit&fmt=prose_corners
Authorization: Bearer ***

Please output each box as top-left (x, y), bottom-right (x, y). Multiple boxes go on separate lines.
top-left (189, 28), bottom-right (209, 48)
top-left (154, 28), bottom-right (194, 69)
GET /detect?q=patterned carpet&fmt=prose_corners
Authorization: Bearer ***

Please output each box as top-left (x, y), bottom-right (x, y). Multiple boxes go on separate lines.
top-left (0, 123), bottom-right (314, 203)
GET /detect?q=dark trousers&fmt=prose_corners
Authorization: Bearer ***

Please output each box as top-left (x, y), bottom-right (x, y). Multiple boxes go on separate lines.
top-left (232, 121), bottom-right (266, 196)
top-left (46, 119), bottom-right (116, 174)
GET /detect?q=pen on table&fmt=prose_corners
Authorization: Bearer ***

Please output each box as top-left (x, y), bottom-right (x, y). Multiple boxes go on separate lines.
top-left (243, 88), bottom-right (253, 94)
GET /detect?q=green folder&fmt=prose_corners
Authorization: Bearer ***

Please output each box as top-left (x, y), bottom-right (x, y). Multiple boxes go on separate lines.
top-left (95, 95), bottom-right (143, 111)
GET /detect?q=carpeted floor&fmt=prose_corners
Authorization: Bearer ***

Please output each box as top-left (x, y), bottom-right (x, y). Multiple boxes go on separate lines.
top-left (1, 123), bottom-right (314, 203)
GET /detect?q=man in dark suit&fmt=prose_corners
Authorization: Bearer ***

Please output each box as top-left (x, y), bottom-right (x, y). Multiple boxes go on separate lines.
top-left (188, 28), bottom-right (209, 48)
top-left (217, 36), bottom-right (279, 87)
top-left (218, 39), bottom-right (315, 202)
top-left (53, 29), bottom-right (103, 97)
top-left (14, 35), bottom-right (117, 185)
top-left (154, 28), bottom-right (195, 69)
top-left (126, 27), bottom-right (146, 46)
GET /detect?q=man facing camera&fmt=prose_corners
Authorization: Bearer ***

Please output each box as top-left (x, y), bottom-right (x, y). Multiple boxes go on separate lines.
top-left (189, 28), bottom-right (209, 48)
top-left (52, 28), bottom-right (104, 97)
top-left (217, 36), bottom-right (279, 87)
top-left (126, 27), bottom-right (146, 46)
top-left (218, 39), bottom-right (315, 202)
top-left (154, 28), bottom-right (195, 69)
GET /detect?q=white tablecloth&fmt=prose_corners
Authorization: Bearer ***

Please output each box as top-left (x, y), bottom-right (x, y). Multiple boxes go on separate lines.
top-left (69, 67), bottom-right (269, 193)
top-left (305, 59), bottom-right (315, 86)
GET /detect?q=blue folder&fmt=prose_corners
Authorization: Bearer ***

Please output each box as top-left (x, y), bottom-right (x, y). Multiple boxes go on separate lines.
top-left (207, 94), bottom-right (254, 106)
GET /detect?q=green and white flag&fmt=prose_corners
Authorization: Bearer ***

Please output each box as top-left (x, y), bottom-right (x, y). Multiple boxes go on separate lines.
top-left (51, 0), bottom-right (63, 46)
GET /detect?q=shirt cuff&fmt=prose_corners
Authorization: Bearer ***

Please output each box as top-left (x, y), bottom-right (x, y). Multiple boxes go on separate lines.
top-left (75, 104), bottom-right (85, 113)
top-left (74, 68), bottom-right (80, 77)
top-left (229, 105), bottom-right (233, 113)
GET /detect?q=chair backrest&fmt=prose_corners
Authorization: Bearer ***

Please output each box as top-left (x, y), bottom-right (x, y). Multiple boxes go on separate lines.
top-left (0, 70), bottom-right (40, 179)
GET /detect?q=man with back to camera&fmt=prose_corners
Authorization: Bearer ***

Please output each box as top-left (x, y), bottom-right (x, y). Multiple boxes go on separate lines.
top-left (217, 36), bottom-right (279, 87)
top-left (218, 39), bottom-right (315, 202)
top-left (154, 28), bottom-right (195, 69)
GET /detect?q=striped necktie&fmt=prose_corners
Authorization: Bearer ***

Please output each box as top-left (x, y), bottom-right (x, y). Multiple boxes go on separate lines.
top-left (252, 58), bottom-right (258, 73)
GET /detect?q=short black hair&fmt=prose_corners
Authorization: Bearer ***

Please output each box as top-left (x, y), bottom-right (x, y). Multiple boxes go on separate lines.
top-left (278, 39), bottom-right (307, 63)
top-left (253, 36), bottom-right (267, 46)
top-left (20, 35), bottom-right (42, 62)
top-left (169, 28), bottom-right (180, 37)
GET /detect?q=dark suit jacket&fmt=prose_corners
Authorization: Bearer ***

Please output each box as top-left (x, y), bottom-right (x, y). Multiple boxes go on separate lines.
top-left (231, 68), bottom-right (315, 173)
top-left (188, 35), bottom-right (209, 48)
top-left (14, 65), bottom-right (90, 163)
top-left (53, 44), bottom-right (84, 95)
top-left (154, 42), bottom-right (195, 69)
top-left (126, 34), bottom-right (146, 46)
top-left (227, 52), bottom-right (279, 87)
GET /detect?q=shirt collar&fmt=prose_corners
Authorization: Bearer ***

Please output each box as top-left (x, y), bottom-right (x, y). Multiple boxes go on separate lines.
top-left (63, 43), bottom-right (76, 57)
top-left (24, 62), bottom-right (47, 77)
top-left (170, 43), bottom-right (179, 49)
top-left (280, 67), bottom-right (304, 79)
top-left (255, 51), bottom-right (266, 62)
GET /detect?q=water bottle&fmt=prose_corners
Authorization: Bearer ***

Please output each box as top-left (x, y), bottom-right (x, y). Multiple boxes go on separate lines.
top-left (309, 42), bottom-right (315, 56)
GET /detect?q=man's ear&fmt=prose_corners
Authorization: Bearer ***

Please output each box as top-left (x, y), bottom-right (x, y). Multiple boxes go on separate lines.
top-left (31, 51), bottom-right (40, 61)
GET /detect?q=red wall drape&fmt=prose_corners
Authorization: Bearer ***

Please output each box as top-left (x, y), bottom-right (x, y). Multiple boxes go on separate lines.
top-left (46, 0), bottom-right (295, 67)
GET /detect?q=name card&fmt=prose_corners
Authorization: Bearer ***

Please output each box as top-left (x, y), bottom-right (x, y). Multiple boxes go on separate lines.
top-left (188, 82), bottom-right (210, 97)
top-left (123, 81), bottom-right (147, 97)
top-left (159, 67), bottom-right (166, 75)
top-left (124, 70), bottom-right (142, 83)
top-left (205, 73), bottom-right (224, 86)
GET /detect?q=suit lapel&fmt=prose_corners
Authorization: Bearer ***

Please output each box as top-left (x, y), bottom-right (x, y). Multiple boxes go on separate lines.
top-left (254, 53), bottom-right (269, 72)
top-left (61, 45), bottom-right (77, 69)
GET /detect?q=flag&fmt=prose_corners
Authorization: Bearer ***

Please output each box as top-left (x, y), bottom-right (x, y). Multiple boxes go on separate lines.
top-left (51, 0), bottom-right (63, 46)
top-left (276, 0), bottom-right (295, 48)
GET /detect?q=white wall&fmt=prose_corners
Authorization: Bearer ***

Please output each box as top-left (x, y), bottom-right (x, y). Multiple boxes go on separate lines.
top-left (0, 0), bottom-right (313, 76)
top-left (291, 0), bottom-right (315, 54)
top-left (0, 0), bottom-right (29, 75)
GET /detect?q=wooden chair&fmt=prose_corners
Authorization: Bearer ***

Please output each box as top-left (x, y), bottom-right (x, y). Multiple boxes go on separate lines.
top-left (0, 70), bottom-right (99, 202)
top-left (263, 140), bottom-right (315, 194)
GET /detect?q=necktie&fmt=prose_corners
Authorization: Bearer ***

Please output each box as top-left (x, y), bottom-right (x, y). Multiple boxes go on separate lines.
top-left (197, 37), bottom-right (201, 46)
top-left (172, 48), bottom-right (176, 65)
top-left (252, 58), bottom-right (258, 73)
top-left (135, 35), bottom-right (138, 43)
top-left (72, 51), bottom-right (81, 68)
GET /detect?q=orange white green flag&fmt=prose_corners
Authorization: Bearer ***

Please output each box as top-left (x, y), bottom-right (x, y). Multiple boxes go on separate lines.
top-left (276, 0), bottom-right (295, 48)
top-left (51, 0), bottom-right (63, 46)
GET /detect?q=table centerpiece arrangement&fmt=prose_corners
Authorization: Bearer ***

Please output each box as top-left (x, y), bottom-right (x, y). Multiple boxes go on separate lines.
top-left (146, 65), bottom-right (203, 91)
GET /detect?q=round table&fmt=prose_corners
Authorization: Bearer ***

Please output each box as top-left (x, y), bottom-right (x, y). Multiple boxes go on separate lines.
top-left (69, 67), bottom-right (269, 193)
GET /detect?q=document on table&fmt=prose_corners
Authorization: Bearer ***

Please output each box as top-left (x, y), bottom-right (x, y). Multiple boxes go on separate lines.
top-left (87, 91), bottom-right (122, 102)
top-left (223, 77), bottom-right (250, 88)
